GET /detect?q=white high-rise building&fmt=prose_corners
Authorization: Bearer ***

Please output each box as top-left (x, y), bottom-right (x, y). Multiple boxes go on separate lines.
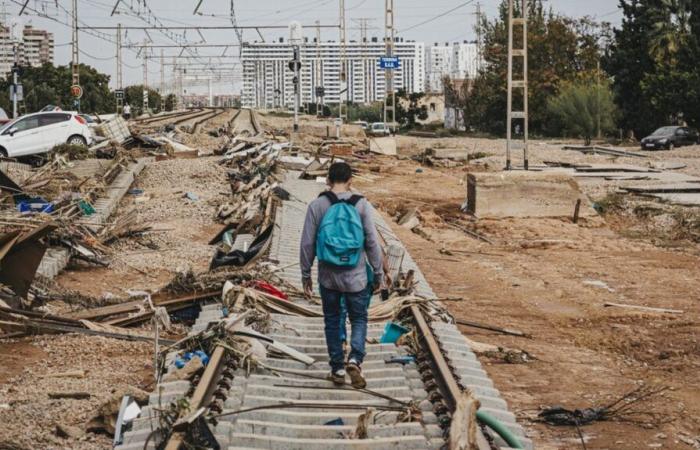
top-left (424, 41), bottom-right (481, 92)
top-left (425, 43), bottom-right (452, 93)
top-left (451, 42), bottom-right (480, 80)
top-left (241, 38), bottom-right (425, 109)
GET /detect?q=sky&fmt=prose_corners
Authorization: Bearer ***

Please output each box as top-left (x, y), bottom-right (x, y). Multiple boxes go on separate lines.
top-left (1, 0), bottom-right (623, 94)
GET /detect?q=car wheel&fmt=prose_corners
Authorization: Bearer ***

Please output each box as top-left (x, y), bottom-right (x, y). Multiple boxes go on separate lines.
top-left (666, 142), bottom-right (674, 151)
top-left (0, 147), bottom-right (7, 158)
top-left (67, 135), bottom-right (87, 146)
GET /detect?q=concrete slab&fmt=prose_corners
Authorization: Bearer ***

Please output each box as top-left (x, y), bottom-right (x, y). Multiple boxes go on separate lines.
top-left (369, 136), bottom-right (397, 156)
top-left (465, 171), bottom-right (596, 219)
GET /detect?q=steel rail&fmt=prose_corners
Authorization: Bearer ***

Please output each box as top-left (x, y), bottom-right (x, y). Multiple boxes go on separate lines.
top-left (132, 108), bottom-right (205, 125)
top-left (410, 305), bottom-right (493, 450)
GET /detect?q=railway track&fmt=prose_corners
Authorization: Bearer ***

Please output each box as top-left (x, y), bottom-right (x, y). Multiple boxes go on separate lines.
top-left (132, 108), bottom-right (206, 126)
top-left (188, 108), bottom-right (228, 134)
top-left (114, 128), bottom-right (532, 450)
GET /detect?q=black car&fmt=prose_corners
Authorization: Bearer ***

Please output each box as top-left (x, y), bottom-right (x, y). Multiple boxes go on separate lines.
top-left (641, 126), bottom-right (699, 150)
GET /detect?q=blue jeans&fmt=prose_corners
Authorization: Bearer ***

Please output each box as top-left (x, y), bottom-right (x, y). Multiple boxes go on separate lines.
top-left (320, 285), bottom-right (370, 372)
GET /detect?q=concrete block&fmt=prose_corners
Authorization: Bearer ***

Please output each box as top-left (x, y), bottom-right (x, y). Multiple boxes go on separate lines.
top-left (465, 171), bottom-right (595, 219)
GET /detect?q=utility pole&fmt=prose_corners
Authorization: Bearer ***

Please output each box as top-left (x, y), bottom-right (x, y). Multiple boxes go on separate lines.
top-left (475, 2), bottom-right (482, 72)
top-left (352, 18), bottom-right (374, 103)
top-left (383, 0), bottom-right (395, 129)
top-left (506, 0), bottom-right (528, 170)
top-left (116, 23), bottom-right (123, 114)
top-left (160, 49), bottom-right (165, 99)
top-left (289, 22), bottom-right (302, 134)
top-left (338, 0), bottom-right (346, 126)
top-left (10, 18), bottom-right (20, 119)
top-left (71, 0), bottom-right (80, 111)
top-left (597, 59), bottom-right (602, 140)
top-left (142, 39), bottom-right (149, 113)
top-left (315, 20), bottom-right (322, 117)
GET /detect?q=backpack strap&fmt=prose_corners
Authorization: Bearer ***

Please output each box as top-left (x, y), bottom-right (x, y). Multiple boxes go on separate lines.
top-left (319, 191), bottom-right (340, 204)
top-left (319, 191), bottom-right (364, 207)
top-left (346, 194), bottom-right (364, 206)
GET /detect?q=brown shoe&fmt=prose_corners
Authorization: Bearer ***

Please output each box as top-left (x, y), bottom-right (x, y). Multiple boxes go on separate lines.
top-left (346, 359), bottom-right (366, 389)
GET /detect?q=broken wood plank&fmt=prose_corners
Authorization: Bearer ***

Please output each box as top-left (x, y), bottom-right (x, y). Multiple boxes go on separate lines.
top-left (0, 320), bottom-right (175, 344)
top-left (455, 319), bottom-right (530, 338)
top-left (48, 391), bottom-right (91, 400)
top-left (603, 302), bottom-right (683, 314)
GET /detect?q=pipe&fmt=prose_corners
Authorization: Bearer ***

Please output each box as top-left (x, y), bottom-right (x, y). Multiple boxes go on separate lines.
top-left (476, 410), bottom-right (524, 449)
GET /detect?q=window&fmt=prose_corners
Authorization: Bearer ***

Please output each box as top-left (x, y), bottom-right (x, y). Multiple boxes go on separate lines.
top-left (39, 113), bottom-right (70, 126)
top-left (430, 103), bottom-right (436, 112)
top-left (11, 116), bottom-right (40, 132)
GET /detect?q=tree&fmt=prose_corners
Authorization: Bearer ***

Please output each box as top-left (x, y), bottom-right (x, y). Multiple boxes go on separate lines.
top-left (164, 93), bottom-right (177, 111)
top-left (123, 85), bottom-right (162, 115)
top-left (460, 0), bottom-right (608, 136)
top-left (606, 0), bottom-right (700, 137)
top-left (0, 63), bottom-right (114, 114)
top-left (547, 81), bottom-right (617, 144)
top-left (388, 89), bottom-right (428, 129)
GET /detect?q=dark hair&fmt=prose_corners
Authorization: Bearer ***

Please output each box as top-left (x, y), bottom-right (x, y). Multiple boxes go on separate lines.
top-left (328, 162), bottom-right (352, 184)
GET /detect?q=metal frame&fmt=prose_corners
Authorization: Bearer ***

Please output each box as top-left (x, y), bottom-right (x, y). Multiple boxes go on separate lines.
top-left (506, 0), bottom-right (529, 170)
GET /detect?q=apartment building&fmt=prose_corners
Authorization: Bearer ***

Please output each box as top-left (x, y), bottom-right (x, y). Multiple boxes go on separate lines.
top-left (451, 41), bottom-right (480, 80)
top-left (425, 41), bottom-right (481, 93)
top-left (425, 43), bottom-right (452, 93)
top-left (241, 38), bottom-right (425, 109)
top-left (0, 24), bottom-right (54, 78)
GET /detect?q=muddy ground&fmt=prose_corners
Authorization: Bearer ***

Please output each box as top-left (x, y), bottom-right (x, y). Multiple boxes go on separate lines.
top-left (1, 110), bottom-right (698, 449)
top-left (0, 110), bottom-right (240, 449)
top-left (352, 152), bottom-right (700, 450)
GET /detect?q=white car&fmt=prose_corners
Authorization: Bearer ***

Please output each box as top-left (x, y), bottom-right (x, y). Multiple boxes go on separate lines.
top-left (0, 111), bottom-right (92, 158)
top-left (369, 122), bottom-right (392, 136)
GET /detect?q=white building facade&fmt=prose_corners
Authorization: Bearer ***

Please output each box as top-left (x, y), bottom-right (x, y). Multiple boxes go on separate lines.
top-left (0, 25), bottom-right (54, 78)
top-left (241, 39), bottom-right (425, 109)
top-left (425, 44), bottom-right (452, 93)
top-left (425, 41), bottom-right (481, 92)
top-left (451, 42), bottom-right (480, 80)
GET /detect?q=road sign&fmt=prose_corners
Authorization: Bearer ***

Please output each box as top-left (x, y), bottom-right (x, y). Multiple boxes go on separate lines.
top-left (9, 84), bottom-right (23, 102)
top-left (70, 84), bottom-right (83, 99)
top-left (114, 89), bottom-right (124, 100)
top-left (379, 56), bottom-right (400, 70)
top-left (288, 60), bottom-right (302, 72)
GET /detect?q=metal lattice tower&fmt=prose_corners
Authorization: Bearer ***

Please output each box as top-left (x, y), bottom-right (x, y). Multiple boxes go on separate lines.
top-left (383, 0), bottom-right (395, 128)
top-left (116, 23), bottom-right (123, 113)
top-left (160, 49), bottom-right (165, 96)
top-left (142, 39), bottom-right (149, 112)
top-left (338, 0), bottom-right (346, 123)
top-left (506, 0), bottom-right (529, 170)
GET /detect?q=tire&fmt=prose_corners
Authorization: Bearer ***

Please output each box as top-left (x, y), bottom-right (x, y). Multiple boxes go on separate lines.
top-left (67, 135), bottom-right (87, 146)
top-left (666, 142), bottom-right (674, 151)
top-left (0, 147), bottom-right (7, 158)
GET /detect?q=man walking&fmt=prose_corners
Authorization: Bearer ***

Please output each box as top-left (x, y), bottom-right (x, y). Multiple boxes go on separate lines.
top-left (300, 162), bottom-right (384, 388)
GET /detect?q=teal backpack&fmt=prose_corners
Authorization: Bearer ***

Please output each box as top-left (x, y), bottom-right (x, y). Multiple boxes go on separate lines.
top-left (316, 191), bottom-right (365, 267)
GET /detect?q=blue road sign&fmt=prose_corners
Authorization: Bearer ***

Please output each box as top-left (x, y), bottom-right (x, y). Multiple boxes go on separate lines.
top-left (379, 56), bottom-right (400, 69)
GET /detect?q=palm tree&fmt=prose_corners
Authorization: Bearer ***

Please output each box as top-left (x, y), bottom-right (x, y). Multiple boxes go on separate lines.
top-left (649, 0), bottom-right (691, 65)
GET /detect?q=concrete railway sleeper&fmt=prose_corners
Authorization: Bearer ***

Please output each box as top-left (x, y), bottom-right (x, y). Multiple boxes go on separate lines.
top-left (114, 146), bottom-right (532, 450)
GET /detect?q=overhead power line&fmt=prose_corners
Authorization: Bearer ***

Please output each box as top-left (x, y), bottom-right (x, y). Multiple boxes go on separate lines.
top-left (398, 0), bottom-right (476, 34)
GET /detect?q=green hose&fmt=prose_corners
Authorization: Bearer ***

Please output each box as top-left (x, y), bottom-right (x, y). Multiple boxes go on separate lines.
top-left (476, 410), bottom-right (524, 449)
